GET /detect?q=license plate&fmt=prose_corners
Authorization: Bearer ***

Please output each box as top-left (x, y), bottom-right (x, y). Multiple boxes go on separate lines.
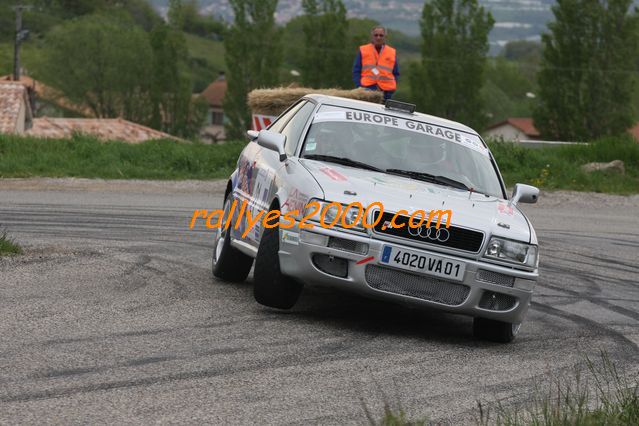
top-left (380, 246), bottom-right (466, 281)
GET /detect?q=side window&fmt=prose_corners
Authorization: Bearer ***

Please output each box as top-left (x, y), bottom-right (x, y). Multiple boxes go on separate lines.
top-left (268, 101), bottom-right (305, 134)
top-left (281, 102), bottom-right (316, 156)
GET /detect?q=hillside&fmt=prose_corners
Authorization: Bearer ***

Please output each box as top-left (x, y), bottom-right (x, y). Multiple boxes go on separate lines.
top-left (148, 0), bottom-right (554, 52)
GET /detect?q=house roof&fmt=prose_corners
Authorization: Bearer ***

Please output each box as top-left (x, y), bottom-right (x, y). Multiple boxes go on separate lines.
top-left (627, 123), bottom-right (639, 141)
top-left (488, 117), bottom-right (639, 142)
top-left (0, 75), bottom-right (94, 117)
top-left (0, 82), bottom-right (32, 133)
top-left (201, 74), bottom-right (227, 107)
top-left (27, 118), bottom-right (178, 143)
top-left (486, 117), bottom-right (540, 137)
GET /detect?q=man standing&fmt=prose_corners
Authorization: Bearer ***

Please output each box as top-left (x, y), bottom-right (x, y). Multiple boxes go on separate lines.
top-left (352, 26), bottom-right (399, 100)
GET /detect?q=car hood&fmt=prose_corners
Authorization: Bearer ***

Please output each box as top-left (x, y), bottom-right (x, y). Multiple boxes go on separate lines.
top-left (300, 159), bottom-right (533, 244)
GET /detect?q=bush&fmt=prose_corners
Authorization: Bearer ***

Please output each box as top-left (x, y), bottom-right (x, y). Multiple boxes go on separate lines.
top-left (0, 228), bottom-right (22, 256)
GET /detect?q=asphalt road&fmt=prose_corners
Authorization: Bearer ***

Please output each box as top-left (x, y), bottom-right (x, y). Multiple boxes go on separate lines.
top-left (1, 178), bottom-right (638, 424)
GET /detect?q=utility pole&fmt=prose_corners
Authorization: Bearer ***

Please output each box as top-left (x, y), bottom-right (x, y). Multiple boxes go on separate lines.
top-left (12, 4), bottom-right (32, 81)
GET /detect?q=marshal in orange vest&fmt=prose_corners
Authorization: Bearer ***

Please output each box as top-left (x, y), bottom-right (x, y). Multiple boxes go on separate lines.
top-left (359, 43), bottom-right (397, 92)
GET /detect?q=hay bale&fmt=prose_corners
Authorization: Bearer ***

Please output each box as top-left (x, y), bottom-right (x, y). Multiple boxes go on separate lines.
top-left (247, 87), bottom-right (383, 116)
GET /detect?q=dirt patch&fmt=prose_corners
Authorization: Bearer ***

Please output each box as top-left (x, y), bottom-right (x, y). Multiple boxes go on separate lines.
top-left (536, 190), bottom-right (639, 209)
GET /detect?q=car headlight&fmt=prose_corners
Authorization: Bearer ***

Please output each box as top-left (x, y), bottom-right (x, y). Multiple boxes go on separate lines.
top-left (484, 237), bottom-right (538, 267)
top-left (304, 200), bottom-right (366, 232)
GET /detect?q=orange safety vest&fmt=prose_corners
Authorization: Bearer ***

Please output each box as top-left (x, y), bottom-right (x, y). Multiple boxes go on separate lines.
top-left (359, 44), bottom-right (397, 91)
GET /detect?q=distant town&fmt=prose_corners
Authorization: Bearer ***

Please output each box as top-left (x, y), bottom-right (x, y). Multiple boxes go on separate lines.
top-left (150, 0), bottom-right (554, 51)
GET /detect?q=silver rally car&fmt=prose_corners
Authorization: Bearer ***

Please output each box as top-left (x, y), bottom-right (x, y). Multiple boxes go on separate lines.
top-left (213, 95), bottom-right (540, 343)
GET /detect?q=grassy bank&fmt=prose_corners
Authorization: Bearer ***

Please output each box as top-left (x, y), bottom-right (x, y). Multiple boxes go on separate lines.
top-left (489, 135), bottom-right (639, 194)
top-left (0, 229), bottom-right (22, 256)
top-left (1, 134), bottom-right (638, 194)
top-left (476, 353), bottom-right (638, 425)
top-left (376, 353), bottom-right (638, 425)
top-left (0, 135), bottom-right (245, 180)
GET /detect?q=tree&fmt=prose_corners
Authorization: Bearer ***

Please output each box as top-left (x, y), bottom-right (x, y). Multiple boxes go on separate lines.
top-left (149, 23), bottom-right (204, 138)
top-left (300, 0), bottom-right (351, 88)
top-left (170, 0), bottom-right (226, 39)
top-left (409, 0), bottom-right (494, 129)
top-left (482, 57), bottom-right (535, 123)
top-left (119, 0), bottom-right (164, 31)
top-left (35, 11), bottom-right (154, 122)
top-left (224, 0), bottom-right (281, 140)
top-left (534, 0), bottom-right (639, 141)
top-left (0, 0), bottom-right (163, 42)
top-left (168, 0), bottom-right (198, 31)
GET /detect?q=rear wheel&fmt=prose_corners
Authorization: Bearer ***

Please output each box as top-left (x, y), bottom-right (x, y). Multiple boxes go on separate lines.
top-left (473, 317), bottom-right (520, 343)
top-left (212, 197), bottom-right (253, 282)
top-left (253, 213), bottom-right (302, 309)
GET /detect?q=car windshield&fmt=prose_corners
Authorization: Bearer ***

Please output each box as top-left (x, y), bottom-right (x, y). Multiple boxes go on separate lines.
top-left (300, 105), bottom-right (504, 198)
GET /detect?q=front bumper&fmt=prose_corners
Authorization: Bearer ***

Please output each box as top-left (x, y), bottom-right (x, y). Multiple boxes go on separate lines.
top-left (279, 226), bottom-right (538, 324)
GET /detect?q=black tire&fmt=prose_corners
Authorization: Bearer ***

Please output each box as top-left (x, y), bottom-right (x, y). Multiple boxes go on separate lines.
top-left (253, 219), bottom-right (303, 309)
top-left (473, 317), bottom-right (520, 343)
top-left (212, 197), bottom-right (253, 282)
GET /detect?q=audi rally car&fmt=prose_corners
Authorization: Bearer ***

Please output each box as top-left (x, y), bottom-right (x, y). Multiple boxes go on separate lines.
top-left (212, 95), bottom-right (539, 343)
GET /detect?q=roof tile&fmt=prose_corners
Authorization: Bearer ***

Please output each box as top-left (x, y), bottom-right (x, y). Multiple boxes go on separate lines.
top-left (27, 118), bottom-right (178, 143)
top-left (0, 83), bottom-right (29, 133)
top-left (201, 76), bottom-right (227, 107)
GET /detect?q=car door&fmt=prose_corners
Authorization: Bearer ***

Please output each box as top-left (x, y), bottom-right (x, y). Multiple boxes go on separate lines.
top-left (232, 100), bottom-right (308, 248)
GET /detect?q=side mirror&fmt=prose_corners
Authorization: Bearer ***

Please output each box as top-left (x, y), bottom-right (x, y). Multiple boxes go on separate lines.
top-left (246, 130), bottom-right (259, 140)
top-left (257, 130), bottom-right (287, 162)
top-left (510, 183), bottom-right (539, 205)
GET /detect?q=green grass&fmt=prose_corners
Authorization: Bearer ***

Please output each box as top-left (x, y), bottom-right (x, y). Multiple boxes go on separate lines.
top-left (377, 353), bottom-right (638, 425)
top-left (0, 229), bottom-right (22, 256)
top-left (184, 33), bottom-right (226, 92)
top-left (2, 133), bottom-right (638, 193)
top-left (476, 352), bottom-right (639, 425)
top-left (0, 134), bottom-right (245, 180)
top-left (184, 33), bottom-right (226, 71)
top-left (489, 135), bottom-right (639, 194)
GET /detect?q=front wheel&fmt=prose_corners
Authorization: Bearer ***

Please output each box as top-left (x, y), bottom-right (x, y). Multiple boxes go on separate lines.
top-left (253, 219), bottom-right (303, 309)
top-left (212, 197), bottom-right (253, 282)
top-left (473, 317), bottom-right (520, 343)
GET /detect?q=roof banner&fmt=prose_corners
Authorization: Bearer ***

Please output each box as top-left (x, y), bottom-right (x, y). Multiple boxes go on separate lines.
top-left (313, 110), bottom-right (489, 157)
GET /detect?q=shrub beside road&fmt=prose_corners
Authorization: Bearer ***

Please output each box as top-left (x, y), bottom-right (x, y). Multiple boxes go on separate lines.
top-left (0, 228), bottom-right (21, 256)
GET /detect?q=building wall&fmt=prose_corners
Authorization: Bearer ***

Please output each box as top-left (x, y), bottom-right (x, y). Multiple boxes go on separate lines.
top-left (16, 101), bottom-right (26, 133)
top-left (207, 107), bottom-right (225, 126)
top-left (484, 124), bottom-right (525, 141)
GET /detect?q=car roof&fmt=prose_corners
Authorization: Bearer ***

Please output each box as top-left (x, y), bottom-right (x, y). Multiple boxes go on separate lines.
top-left (302, 94), bottom-right (478, 136)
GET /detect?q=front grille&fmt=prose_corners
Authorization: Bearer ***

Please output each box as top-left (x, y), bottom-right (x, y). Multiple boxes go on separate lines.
top-left (372, 211), bottom-right (484, 253)
top-left (478, 291), bottom-right (517, 311)
top-left (477, 270), bottom-right (515, 287)
top-left (365, 265), bottom-right (470, 306)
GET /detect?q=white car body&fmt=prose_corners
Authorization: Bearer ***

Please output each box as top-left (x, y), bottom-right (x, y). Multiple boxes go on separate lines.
top-left (214, 94), bottom-right (540, 342)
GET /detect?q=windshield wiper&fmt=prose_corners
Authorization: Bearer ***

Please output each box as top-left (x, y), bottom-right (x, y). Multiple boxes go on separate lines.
top-left (385, 168), bottom-right (470, 191)
top-left (302, 155), bottom-right (384, 172)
